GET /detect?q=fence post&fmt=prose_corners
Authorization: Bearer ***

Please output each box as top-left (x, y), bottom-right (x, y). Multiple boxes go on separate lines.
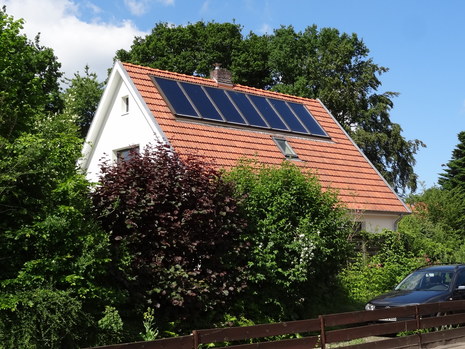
top-left (319, 315), bottom-right (326, 349)
top-left (415, 305), bottom-right (423, 347)
top-left (192, 330), bottom-right (199, 349)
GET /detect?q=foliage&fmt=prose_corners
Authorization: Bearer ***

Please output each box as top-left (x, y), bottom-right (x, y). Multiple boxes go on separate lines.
top-left (116, 20), bottom-right (424, 194)
top-left (0, 112), bottom-right (117, 347)
top-left (339, 231), bottom-right (424, 304)
top-left (116, 21), bottom-right (243, 77)
top-left (0, 288), bottom-right (86, 348)
top-left (0, 6), bottom-right (62, 145)
top-left (139, 307), bottom-right (159, 341)
top-left (399, 186), bottom-right (465, 263)
top-left (225, 160), bottom-right (352, 320)
top-left (438, 131), bottom-right (465, 191)
top-left (63, 65), bottom-right (104, 138)
top-left (97, 306), bottom-right (124, 345)
top-left (92, 144), bottom-right (248, 331)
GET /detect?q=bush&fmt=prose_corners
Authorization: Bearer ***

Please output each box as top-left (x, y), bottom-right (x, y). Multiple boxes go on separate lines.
top-left (92, 144), bottom-right (248, 331)
top-left (226, 160), bottom-right (353, 321)
top-left (0, 288), bottom-right (86, 348)
top-left (339, 231), bottom-right (424, 304)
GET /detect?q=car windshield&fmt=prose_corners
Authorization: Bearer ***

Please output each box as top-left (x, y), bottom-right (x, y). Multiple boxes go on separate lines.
top-left (395, 270), bottom-right (453, 291)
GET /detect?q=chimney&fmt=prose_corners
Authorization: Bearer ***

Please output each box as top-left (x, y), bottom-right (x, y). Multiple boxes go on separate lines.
top-left (210, 63), bottom-right (233, 85)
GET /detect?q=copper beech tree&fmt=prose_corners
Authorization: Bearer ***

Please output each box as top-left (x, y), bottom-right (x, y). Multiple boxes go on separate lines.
top-left (92, 144), bottom-right (248, 329)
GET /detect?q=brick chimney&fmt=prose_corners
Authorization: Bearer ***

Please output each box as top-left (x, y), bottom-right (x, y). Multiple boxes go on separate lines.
top-left (210, 63), bottom-right (233, 85)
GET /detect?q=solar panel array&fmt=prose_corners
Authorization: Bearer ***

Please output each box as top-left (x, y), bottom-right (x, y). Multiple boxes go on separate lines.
top-left (153, 76), bottom-right (328, 137)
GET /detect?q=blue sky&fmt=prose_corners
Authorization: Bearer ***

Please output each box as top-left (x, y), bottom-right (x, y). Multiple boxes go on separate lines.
top-left (4, 0), bottom-right (464, 190)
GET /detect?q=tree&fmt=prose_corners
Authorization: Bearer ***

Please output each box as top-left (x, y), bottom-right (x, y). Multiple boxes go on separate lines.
top-left (115, 21), bottom-right (424, 194)
top-left (116, 21), bottom-right (243, 77)
top-left (0, 112), bottom-right (116, 348)
top-left (91, 144), bottom-right (248, 331)
top-left (0, 8), bottom-right (117, 347)
top-left (0, 6), bottom-right (62, 146)
top-left (63, 65), bottom-right (104, 138)
top-left (267, 26), bottom-right (424, 193)
top-left (225, 160), bottom-right (352, 320)
top-left (438, 131), bottom-right (465, 191)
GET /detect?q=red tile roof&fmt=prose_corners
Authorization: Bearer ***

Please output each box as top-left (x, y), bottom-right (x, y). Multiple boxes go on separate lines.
top-left (122, 62), bottom-right (408, 214)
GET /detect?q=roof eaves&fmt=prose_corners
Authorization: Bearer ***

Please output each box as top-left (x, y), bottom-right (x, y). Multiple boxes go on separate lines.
top-left (316, 98), bottom-right (410, 214)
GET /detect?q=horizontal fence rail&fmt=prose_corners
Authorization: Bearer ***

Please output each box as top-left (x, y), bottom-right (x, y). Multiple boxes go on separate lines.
top-left (88, 299), bottom-right (465, 349)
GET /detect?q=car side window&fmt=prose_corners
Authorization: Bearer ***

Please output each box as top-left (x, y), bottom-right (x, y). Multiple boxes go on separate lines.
top-left (454, 271), bottom-right (465, 288)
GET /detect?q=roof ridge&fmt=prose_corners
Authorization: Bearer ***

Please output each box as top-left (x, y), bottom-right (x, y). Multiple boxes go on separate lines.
top-left (121, 61), bottom-right (320, 104)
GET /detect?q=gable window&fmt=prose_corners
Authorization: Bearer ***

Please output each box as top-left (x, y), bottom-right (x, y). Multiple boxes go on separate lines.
top-left (115, 145), bottom-right (139, 162)
top-left (274, 137), bottom-right (298, 159)
top-left (122, 96), bottom-right (129, 114)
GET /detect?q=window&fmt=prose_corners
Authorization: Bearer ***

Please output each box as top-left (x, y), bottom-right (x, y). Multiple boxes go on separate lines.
top-left (122, 96), bottom-right (129, 114)
top-left (274, 138), bottom-right (298, 159)
top-left (115, 146), bottom-right (139, 162)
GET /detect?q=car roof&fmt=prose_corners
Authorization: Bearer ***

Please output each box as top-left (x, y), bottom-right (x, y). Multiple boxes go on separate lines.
top-left (417, 264), bottom-right (465, 272)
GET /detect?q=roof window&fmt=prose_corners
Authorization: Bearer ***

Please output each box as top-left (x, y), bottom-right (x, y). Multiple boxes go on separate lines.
top-left (274, 138), bottom-right (298, 159)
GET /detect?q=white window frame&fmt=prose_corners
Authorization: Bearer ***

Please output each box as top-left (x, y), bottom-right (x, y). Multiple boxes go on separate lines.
top-left (114, 145), bottom-right (139, 163)
top-left (121, 95), bottom-right (129, 114)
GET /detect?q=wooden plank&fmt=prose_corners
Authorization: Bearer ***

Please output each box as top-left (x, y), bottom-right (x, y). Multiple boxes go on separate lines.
top-left (421, 326), bottom-right (465, 345)
top-left (338, 335), bottom-right (420, 349)
top-left (420, 312), bottom-right (465, 329)
top-left (212, 336), bottom-right (320, 349)
top-left (418, 300), bottom-right (465, 316)
top-left (85, 335), bottom-right (193, 349)
top-left (195, 318), bottom-right (320, 344)
top-left (325, 320), bottom-right (418, 343)
top-left (323, 306), bottom-right (416, 327)
top-left (338, 335), bottom-right (419, 349)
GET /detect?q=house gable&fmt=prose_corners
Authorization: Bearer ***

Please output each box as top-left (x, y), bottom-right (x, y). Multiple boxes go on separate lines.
top-left (82, 61), bottom-right (410, 232)
top-left (81, 62), bottom-right (167, 182)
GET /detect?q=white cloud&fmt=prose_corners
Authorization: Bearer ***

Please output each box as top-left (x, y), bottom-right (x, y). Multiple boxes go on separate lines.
top-left (124, 0), bottom-right (148, 16)
top-left (3, 0), bottom-right (147, 81)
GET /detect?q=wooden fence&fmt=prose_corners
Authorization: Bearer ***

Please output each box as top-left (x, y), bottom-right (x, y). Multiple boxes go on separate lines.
top-left (88, 299), bottom-right (465, 349)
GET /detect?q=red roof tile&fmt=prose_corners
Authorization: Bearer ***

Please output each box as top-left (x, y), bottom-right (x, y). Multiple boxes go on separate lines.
top-left (122, 62), bottom-right (408, 214)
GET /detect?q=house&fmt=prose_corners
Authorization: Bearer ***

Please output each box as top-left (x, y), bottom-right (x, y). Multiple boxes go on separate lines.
top-left (81, 61), bottom-right (410, 233)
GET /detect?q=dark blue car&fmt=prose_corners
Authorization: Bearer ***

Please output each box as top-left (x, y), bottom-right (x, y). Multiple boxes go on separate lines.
top-left (365, 264), bottom-right (465, 317)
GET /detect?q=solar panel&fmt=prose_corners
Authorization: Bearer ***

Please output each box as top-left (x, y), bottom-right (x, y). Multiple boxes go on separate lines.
top-left (226, 91), bottom-right (268, 128)
top-left (153, 76), bottom-right (328, 138)
top-left (248, 94), bottom-right (288, 131)
top-left (203, 86), bottom-right (246, 124)
top-left (154, 77), bottom-right (198, 118)
top-left (180, 83), bottom-right (223, 122)
top-left (288, 102), bottom-right (327, 136)
top-left (268, 99), bottom-right (307, 134)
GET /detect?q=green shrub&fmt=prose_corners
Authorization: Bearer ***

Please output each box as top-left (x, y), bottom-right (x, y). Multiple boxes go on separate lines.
top-left (226, 160), bottom-right (353, 321)
top-left (339, 231), bottom-right (423, 304)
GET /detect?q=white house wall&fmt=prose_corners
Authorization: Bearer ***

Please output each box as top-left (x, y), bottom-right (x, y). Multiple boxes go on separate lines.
top-left (361, 212), bottom-right (403, 233)
top-left (85, 72), bottom-right (164, 183)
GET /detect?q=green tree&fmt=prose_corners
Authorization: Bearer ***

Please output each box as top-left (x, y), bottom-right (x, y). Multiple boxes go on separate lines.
top-left (438, 131), bottom-right (465, 191)
top-left (0, 8), bottom-right (117, 347)
top-left (116, 21), bottom-right (424, 194)
top-left (267, 25), bottom-right (424, 194)
top-left (0, 113), bottom-right (116, 348)
top-left (116, 21), bottom-right (243, 77)
top-left (0, 6), bottom-right (62, 145)
top-left (91, 144), bottom-right (248, 332)
top-left (225, 160), bottom-right (352, 321)
top-left (399, 186), bottom-right (465, 262)
top-left (63, 65), bottom-right (104, 138)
